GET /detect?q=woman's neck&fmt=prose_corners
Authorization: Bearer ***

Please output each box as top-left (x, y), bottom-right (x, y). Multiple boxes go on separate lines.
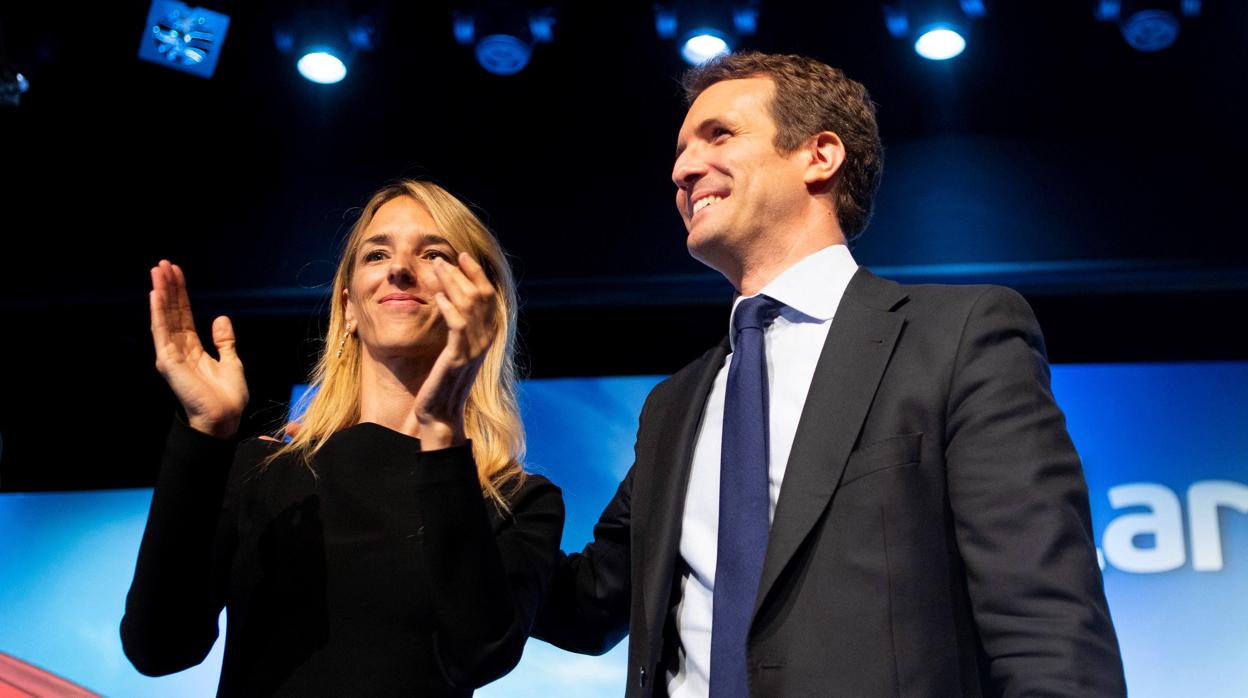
top-left (356, 352), bottom-right (432, 439)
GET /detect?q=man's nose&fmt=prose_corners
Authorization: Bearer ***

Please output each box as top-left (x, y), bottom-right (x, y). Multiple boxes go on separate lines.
top-left (672, 146), bottom-right (707, 190)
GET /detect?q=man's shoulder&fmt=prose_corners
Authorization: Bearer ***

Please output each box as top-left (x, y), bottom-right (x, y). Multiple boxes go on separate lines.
top-left (855, 268), bottom-right (1033, 319)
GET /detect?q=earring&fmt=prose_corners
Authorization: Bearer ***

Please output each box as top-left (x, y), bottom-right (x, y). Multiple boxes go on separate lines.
top-left (336, 324), bottom-right (352, 359)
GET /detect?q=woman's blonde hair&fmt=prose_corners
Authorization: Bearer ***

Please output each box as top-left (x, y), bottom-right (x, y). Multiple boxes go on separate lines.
top-left (269, 179), bottom-right (525, 507)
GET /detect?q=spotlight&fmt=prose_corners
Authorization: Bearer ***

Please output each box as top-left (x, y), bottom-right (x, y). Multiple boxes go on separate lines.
top-left (297, 51), bottom-right (348, 84)
top-left (1095, 0), bottom-right (1200, 53)
top-left (914, 27), bottom-right (966, 60)
top-left (453, 6), bottom-right (556, 76)
top-left (1, 58), bottom-right (27, 107)
top-left (681, 31), bottom-right (731, 65)
top-left (137, 1), bottom-right (231, 79)
top-left (274, 7), bottom-right (378, 85)
top-left (656, 2), bottom-right (759, 66)
top-left (883, 1), bottom-right (984, 61)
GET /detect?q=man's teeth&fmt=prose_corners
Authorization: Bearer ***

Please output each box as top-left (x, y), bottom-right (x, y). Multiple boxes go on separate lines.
top-left (693, 195), bottom-right (723, 214)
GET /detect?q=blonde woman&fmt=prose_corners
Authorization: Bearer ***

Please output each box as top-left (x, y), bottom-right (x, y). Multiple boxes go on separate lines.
top-left (122, 180), bottom-right (563, 696)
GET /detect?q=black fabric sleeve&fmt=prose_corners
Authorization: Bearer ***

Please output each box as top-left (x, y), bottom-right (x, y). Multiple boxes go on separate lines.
top-left (944, 286), bottom-right (1126, 695)
top-left (530, 388), bottom-right (649, 657)
top-left (529, 468), bottom-right (633, 656)
top-left (120, 417), bottom-right (240, 676)
top-left (413, 443), bottom-right (565, 689)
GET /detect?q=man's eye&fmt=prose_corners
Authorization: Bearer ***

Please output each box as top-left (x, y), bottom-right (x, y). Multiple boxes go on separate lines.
top-left (363, 250), bottom-right (386, 262)
top-left (712, 128), bottom-right (731, 141)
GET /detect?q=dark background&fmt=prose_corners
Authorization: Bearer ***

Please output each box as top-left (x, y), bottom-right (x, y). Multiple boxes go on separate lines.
top-left (2, 1), bottom-right (1246, 491)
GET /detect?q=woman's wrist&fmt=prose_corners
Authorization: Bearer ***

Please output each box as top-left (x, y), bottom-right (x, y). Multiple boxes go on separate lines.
top-left (416, 419), bottom-right (465, 450)
top-left (187, 415), bottom-right (239, 440)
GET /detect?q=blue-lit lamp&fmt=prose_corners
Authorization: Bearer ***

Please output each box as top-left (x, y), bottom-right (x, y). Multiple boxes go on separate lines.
top-left (883, 1), bottom-right (982, 61)
top-left (138, 1), bottom-right (231, 79)
top-left (1096, 1), bottom-right (1200, 53)
top-left (913, 25), bottom-right (966, 60)
top-left (1, 65), bottom-right (28, 107)
top-left (454, 8), bottom-right (556, 76)
top-left (296, 49), bottom-right (348, 84)
top-left (656, 3), bottom-right (759, 66)
top-left (680, 30), bottom-right (732, 65)
top-left (274, 11), bottom-right (376, 85)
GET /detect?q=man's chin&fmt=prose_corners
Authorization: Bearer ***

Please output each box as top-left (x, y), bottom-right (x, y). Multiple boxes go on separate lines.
top-left (686, 234), bottom-right (735, 280)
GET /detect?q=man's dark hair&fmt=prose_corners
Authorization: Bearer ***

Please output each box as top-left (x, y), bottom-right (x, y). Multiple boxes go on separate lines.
top-left (682, 52), bottom-right (883, 241)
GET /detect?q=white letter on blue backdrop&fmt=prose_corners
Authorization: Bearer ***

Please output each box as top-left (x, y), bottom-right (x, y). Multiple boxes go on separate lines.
top-left (1103, 483), bottom-right (1185, 573)
top-left (1189, 480), bottom-right (1248, 572)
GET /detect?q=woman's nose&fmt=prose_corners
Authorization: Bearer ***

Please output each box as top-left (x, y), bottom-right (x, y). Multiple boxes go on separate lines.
top-left (388, 258), bottom-right (416, 285)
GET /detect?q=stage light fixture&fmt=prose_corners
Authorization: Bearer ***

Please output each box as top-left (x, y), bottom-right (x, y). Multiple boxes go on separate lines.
top-left (656, 2), bottom-right (759, 66)
top-left (453, 6), bottom-right (556, 76)
top-left (297, 51), bottom-right (348, 84)
top-left (137, 1), bottom-right (231, 79)
top-left (274, 7), bottom-right (378, 85)
top-left (883, 0), bottom-right (984, 61)
top-left (1, 53), bottom-right (28, 107)
top-left (1095, 0), bottom-right (1200, 52)
top-left (914, 27), bottom-right (966, 60)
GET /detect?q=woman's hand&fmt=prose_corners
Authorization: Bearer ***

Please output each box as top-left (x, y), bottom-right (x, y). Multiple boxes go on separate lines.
top-left (412, 252), bottom-right (496, 449)
top-left (149, 260), bottom-right (249, 439)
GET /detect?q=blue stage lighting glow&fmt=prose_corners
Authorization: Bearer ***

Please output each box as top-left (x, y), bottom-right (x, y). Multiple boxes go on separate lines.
top-left (297, 50), bottom-right (347, 84)
top-left (16, 73), bottom-right (29, 94)
top-left (529, 12), bottom-right (556, 43)
top-left (914, 27), bottom-right (966, 60)
top-left (453, 14), bottom-right (475, 45)
top-left (655, 9), bottom-right (678, 39)
top-left (1122, 10), bottom-right (1180, 52)
top-left (138, 1), bottom-right (231, 79)
top-left (680, 31), bottom-right (731, 65)
top-left (475, 34), bottom-right (532, 75)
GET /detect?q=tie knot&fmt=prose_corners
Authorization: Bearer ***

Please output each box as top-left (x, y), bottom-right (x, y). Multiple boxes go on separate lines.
top-left (733, 294), bottom-right (783, 336)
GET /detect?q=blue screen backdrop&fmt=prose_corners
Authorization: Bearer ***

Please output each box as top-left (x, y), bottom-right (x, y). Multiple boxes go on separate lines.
top-left (1, 362), bottom-right (1244, 696)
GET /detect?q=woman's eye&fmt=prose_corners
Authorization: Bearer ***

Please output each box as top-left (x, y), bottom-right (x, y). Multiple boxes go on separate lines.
top-left (363, 250), bottom-right (386, 262)
top-left (424, 249), bottom-right (454, 262)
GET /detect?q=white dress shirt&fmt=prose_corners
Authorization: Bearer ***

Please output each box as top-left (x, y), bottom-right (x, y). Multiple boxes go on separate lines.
top-left (666, 244), bottom-right (859, 698)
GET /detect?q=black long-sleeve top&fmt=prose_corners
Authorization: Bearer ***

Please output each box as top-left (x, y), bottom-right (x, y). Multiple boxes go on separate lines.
top-left (121, 418), bottom-right (564, 697)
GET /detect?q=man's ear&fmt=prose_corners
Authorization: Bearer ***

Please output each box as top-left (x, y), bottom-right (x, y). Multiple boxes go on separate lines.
top-left (804, 131), bottom-right (846, 188)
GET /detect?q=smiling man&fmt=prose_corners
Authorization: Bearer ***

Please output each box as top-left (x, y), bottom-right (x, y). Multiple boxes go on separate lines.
top-left (534, 52), bottom-right (1125, 697)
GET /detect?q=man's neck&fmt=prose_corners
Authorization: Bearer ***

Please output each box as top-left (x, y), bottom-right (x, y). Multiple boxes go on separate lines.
top-left (732, 225), bottom-right (846, 296)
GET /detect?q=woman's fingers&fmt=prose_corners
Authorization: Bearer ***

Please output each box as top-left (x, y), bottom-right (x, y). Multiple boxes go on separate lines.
top-left (432, 257), bottom-right (477, 309)
top-left (212, 315), bottom-right (239, 363)
top-left (149, 270), bottom-right (169, 348)
top-left (170, 262), bottom-right (196, 336)
top-left (457, 251), bottom-right (494, 296)
top-left (433, 292), bottom-right (466, 331)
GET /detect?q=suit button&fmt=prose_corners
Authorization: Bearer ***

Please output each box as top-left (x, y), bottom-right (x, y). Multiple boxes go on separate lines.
top-left (639, 666), bottom-right (647, 688)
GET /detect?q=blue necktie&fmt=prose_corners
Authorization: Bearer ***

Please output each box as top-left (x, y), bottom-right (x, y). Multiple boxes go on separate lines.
top-left (710, 294), bottom-right (782, 698)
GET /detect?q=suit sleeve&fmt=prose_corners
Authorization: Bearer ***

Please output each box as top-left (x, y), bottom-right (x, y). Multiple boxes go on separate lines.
top-left (530, 467), bottom-right (634, 655)
top-left (120, 417), bottom-right (240, 676)
top-left (415, 444), bottom-right (565, 689)
top-left (529, 389), bottom-right (658, 656)
top-left (944, 286), bottom-right (1126, 696)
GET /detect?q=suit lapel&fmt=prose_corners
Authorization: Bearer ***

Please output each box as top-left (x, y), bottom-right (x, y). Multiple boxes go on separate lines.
top-left (639, 339), bottom-right (731, 649)
top-left (754, 268), bottom-right (908, 615)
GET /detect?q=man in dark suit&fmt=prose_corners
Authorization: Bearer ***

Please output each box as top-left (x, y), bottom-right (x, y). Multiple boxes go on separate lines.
top-left (533, 52), bottom-right (1125, 697)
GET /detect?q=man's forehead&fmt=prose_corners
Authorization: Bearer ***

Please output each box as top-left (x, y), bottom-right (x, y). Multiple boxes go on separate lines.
top-left (677, 76), bottom-right (775, 141)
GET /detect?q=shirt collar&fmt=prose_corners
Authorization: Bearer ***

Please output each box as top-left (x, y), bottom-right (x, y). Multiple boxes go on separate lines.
top-left (728, 244), bottom-right (859, 349)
